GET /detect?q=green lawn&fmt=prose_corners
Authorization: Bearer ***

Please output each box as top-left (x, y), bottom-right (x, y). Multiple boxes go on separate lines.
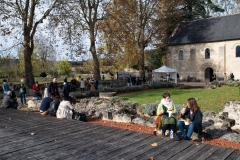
top-left (119, 86), bottom-right (240, 113)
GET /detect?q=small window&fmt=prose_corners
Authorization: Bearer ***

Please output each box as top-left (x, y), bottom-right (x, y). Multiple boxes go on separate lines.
top-left (236, 46), bottom-right (240, 57)
top-left (179, 50), bottom-right (183, 60)
top-left (205, 48), bottom-right (210, 59)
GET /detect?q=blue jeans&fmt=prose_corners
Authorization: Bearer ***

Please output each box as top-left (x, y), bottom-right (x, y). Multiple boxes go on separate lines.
top-left (20, 93), bottom-right (26, 104)
top-left (13, 99), bottom-right (18, 109)
top-left (177, 121), bottom-right (200, 140)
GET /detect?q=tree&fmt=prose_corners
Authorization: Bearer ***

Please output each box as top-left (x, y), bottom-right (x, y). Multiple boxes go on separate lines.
top-left (53, 60), bottom-right (72, 77)
top-left (180, 0), bottom-right (224, 20)
top-left (52, 0), bottom-right (110, 80)
top-left (0, 0), bottom-right (62, 87)
top-left (101, 0), bottom-right (163, 78)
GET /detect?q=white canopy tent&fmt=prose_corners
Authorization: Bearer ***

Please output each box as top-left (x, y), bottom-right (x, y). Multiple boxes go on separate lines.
top-left (152, 65), bottom-right (178, 83)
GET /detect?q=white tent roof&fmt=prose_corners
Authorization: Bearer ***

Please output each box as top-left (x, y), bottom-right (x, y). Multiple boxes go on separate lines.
top-left (153, 65), bottom-right (177, 73)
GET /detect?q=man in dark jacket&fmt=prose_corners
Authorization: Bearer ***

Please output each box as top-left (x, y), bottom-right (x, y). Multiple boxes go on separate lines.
top-left (49, 96), bottom-right (61, 117)
top-left (47, 77), bottom-right (59, 97)
top-left (62, 82), bottom-right (71, 98)
top-left (2, 91), bottom-right (14, 109)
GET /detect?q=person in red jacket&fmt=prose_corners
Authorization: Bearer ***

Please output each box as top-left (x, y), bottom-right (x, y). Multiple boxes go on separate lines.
top-left (32, 82), bottom-right (42, 99)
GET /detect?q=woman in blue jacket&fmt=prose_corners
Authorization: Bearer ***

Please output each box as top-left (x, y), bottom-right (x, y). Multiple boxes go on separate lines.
top-left (177, 98), bottom-right (203, 140)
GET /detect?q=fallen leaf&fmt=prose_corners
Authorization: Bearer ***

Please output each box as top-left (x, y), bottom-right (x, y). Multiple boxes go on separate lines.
top-left (31, 132), bottom-right (35, 136)
top-left (151, 142), bottom-right (158, 147)
top-left (8, 118), bottom-right (12, 120)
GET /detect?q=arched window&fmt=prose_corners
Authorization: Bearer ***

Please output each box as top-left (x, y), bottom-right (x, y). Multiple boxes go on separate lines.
top-left (236, 45), bottom-right (240, 57)
top-left (205, 48), bottom-right (210, 59)
top-left (179, 50), bottom-right (183, 60)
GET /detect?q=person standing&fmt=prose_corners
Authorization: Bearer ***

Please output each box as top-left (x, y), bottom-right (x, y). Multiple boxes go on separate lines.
top-left (19, 84), bottom-right (27, 105)
top-left (127, 76), bottom-right (132, 86)
top-left (102, 75), bottom-right (105, 81)
top-left (43, 83), bottom-right (49, 98)
top-left (94, 78), bottom-right (99, 90)
top-left (2, 79), bottom-right (10, 96)
top-left (212, 73), bottom-right (217, 81)
top-left (48, 77), bottom-right (59, 97)
top-left (71, 77), bottom-right (77, 92)
top-left (80, 78), bottom-right (85, 93)
top-left (62, 82), bottom-right (71, 98)
top-left (152, 76), bottom-right (156, 84)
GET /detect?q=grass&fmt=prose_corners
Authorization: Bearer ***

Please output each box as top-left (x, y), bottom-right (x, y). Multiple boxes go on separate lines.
top-left (119, 86), bottom-right (240, 113)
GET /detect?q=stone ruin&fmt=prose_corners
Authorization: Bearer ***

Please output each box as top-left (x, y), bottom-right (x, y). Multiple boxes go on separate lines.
top-left (25, 97), bottom-right (240, 142)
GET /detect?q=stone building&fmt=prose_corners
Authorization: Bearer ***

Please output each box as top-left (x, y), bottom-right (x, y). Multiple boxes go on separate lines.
top-left (167, 14), bottom-right (240, 82)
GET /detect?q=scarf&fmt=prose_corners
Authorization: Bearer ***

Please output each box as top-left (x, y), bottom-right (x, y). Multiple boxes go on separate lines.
top-left (161, 98), bottom-right (173, 109)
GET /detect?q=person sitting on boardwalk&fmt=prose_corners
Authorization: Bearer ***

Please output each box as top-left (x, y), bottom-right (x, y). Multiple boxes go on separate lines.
top-left (156, 92), bottom-right (177, 137)
top-left (2, 91), bottom-right (15, 109)
top-left (32, 82), bottom-right (42, 100)
top-left (39, 95), bottom-right (53, 115)
top-left (176, 98), bottom-right (203, 140)
top-left (49, 95), bottom-right (61, 117)
top-left (56, 96), bottom-right (75, 120)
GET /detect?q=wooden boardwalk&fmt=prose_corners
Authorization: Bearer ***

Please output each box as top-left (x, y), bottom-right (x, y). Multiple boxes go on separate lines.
top-left (0, 108), bottom-right (240, 160)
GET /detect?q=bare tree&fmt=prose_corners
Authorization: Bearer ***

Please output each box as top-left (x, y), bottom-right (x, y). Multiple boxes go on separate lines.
top-left (0, 0), bottom-right (62, 87)
top-left (52, 0), bottom-right (110, 80)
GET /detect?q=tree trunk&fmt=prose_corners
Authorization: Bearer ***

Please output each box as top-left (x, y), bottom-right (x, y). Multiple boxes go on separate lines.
top-left (89, 27), bottom-right (101, 80)
top-left (138, 26), bottom-right (145, 78)
top-left (23, 37), bottom-right (35, 88)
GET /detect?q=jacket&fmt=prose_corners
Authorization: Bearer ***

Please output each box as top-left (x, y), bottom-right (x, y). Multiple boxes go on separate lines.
top-left (47, 82), bottom-right (59, 97)
top-left (49, 101), bottom-right (60, 117)
top-left (181, 107), bottom-right (203, 134)
top-left (56, 100), bottom-right (75, 120)
top-left (2, 95), bottom-right (14, 108)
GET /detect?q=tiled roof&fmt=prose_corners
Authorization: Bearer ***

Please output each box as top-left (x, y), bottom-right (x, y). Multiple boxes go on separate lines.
top-left (168, 14), bottom-right (240, 46)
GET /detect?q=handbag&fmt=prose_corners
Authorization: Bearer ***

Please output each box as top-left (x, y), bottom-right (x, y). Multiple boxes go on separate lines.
top-left (173, 132), bottom-right (183, 141)
top-left (155, 115), bottom-right (162, 129)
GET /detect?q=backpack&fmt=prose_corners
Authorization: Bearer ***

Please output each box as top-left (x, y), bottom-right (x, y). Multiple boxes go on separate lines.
top-left (76, 113), bottom-right (87, 122)
top-left (173, 132), bottom-right (184, 141)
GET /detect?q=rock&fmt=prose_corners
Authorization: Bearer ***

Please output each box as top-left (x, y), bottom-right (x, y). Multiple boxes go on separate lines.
top-left (112, 114), bottom-right (132, 123)
top-left (27, 100), bottom-right (41, 111)
top-left (99, 92), bottom-right (117, 99)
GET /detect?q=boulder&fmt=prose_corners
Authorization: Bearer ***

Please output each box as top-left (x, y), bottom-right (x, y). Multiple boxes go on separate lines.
top-left (27, 99), bottom-right (41, 111)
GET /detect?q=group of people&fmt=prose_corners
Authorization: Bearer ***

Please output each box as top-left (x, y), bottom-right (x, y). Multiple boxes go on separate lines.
top-left (156, 92), bottom-right (203, 141)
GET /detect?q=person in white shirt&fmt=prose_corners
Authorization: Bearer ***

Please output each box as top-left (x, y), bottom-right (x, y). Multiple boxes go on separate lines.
top-left (56, 96), bottom-right (75, 120)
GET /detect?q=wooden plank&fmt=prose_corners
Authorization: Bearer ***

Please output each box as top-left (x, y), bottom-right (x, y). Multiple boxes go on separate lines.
top-left (27, 128), bottom-right (132, 159)
top-left (47, 129), bottom-right (140, 159)
top-left (169, 143), bottom-right (207, 160)
top-left (75, 132), bottom-right (150, 160)
top-left (206, 147), bottom-right (235, 160)
top-left (112, 137), bottom-right (171, 160)
top-left (226, 150), bottom-right (240, 160)
top-left (130, 139), bottom-right (180, 160)
top-left (0, 121), bottom-right (107, 156)
top-left (193, 145), bottom-right (220, 160)
top-left (153, 140), bottom-right (194, 160)
top-left (3, 126), bottom-right (121, 160)
top-left (96, 135), bottom-right (160, 160)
